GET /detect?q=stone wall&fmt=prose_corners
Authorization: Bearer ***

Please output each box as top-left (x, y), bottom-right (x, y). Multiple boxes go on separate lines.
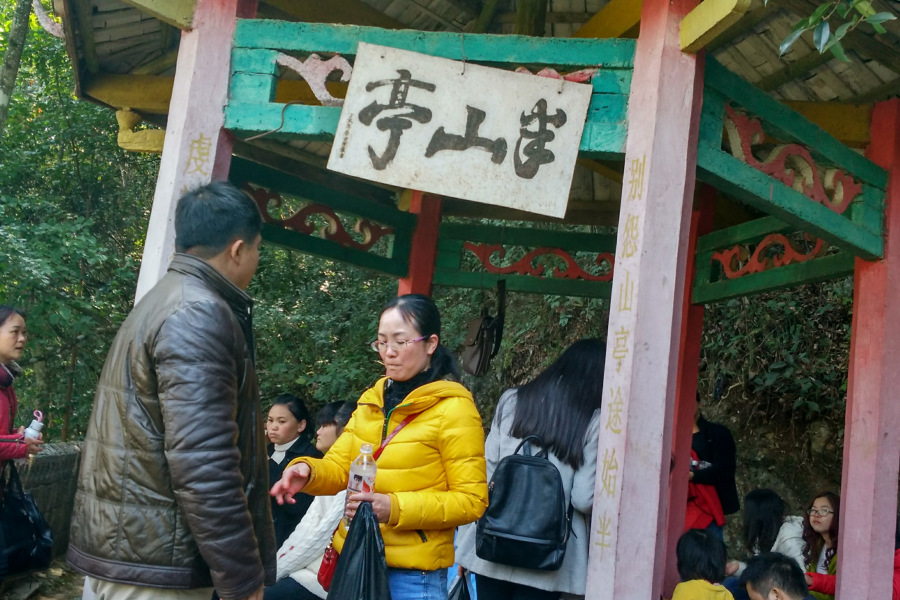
top-left (17, 442), bottom-right (82, 557)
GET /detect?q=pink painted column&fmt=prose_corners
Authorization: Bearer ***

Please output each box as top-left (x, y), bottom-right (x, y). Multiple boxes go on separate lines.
top-left (835, 98), bottom-right (900, 600)
top-left (585, 0), bottom-right (704, 597)
top-left (134, 0), bottom-right (257, 303)
top-left (664, 185), bottom-right (716, 597)
top-left (397, 191), bottom-right (442, 297)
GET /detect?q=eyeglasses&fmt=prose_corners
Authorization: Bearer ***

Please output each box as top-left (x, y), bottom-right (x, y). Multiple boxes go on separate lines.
top-left (370, 336), bottom-right (427, 353)
top-left (807, 508), bottom-right (834, 517)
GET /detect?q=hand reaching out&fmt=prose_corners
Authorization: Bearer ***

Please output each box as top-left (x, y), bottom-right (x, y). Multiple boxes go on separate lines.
top-left (270, 463), bottom-right (311, 505)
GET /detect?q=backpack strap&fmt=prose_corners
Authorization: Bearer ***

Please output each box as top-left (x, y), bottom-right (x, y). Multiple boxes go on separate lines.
top-left (374, 412), bottom-right (421, 460)
top-left (513, 435), bottom-right (549, 459)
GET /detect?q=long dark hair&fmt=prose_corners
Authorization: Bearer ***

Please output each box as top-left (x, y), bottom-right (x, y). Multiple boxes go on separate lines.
top-left (743, 489), bottom-right (786, 555)
top-left (271, 394), bottom-right (312, 439)
top-left (508, 339), bottom-right (605, 469)
top-left (379, 294), bottom-right (460, 382)
top-left (0, 306), bottom-right (26, 328)
top-left (802, 491), bottom-right (840, 567)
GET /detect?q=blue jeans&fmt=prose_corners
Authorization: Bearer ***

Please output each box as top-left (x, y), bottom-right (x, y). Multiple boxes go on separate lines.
top-left (389, 568), bottom-right (448, 600)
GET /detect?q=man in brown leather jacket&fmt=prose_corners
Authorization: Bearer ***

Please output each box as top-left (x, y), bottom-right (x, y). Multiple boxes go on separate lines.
top-left (68, 182), bottom-right (275, 600)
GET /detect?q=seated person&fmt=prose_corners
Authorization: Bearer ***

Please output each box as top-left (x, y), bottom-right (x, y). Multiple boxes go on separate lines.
top-left (264, 401), bottom-right (356, 600)
top-left (723, 489), bottom-right (805, 600)
top-left (672, 529), bottom-right (735, 600)
top-left (740, 552), bottom-right (815, 600)
top-left (802, 492), bottom-right (839, 600)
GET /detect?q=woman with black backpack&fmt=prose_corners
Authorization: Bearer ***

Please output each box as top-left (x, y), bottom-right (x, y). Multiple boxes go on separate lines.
top-left (456, 339), bottom-right (606, 600)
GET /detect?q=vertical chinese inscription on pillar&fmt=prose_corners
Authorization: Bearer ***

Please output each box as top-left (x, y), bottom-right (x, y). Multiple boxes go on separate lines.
top-left (618, 270), bottom-right (634, 312)
top-left (184, 133), bottom-right (212, 177)
top-left (600, 448), bottom-right (619, 498)
top-left (606, 387), bottom-right (625, 434)
top-left (595, 511), bottom-right (612, 559)
top-left (591, 152), bottom-right (647, 568)
top-left (627, 155), bottom-right (646, 201)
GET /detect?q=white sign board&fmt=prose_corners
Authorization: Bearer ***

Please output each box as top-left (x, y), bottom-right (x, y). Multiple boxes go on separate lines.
top-left (327, 43), bottom-right (593, 218)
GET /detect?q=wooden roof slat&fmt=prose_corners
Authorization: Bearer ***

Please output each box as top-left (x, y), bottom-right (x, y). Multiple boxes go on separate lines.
top-left (706, 2), bottom-right (780, 52)
top-left (94, 19), bottom-right (159, 43)
top-left (92, 8), bottom-right (142, 29)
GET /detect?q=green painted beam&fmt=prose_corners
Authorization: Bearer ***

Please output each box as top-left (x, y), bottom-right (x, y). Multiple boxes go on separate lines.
top-left (226, 101), bottom-right (340, 141)
top-left (262, 223), bottom-right (408, 277)
top-left (433, 269), bottom-right (612, 298)
top-left (698, 88), bottom-right (726, 148)
top-left (704, 59), bottom-right (887, 190)
top-left (225, 98), bottom-right (629, 157)
top-left (697, 143), bottom-right (883, 260)
top-left (696, 216), bottom-right (794, 253)
top-left (692, 252), bottom-right (856, 304)
top-left (233, 20), bottom-right (637, 68)
top-left (229, 156), bottom-right (416, 231)
top-left (440, 222), bottom-right (617, 252)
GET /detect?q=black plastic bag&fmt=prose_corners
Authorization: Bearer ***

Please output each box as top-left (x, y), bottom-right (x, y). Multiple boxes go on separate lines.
top-left (448, 571), bottom-right (472, 600)
top-left (0, 462), bottom-right (53, 577)
top-left (327, 502), bottom-right (391, 600)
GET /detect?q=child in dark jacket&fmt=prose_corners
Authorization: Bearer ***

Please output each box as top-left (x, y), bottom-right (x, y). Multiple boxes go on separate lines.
top-left (267, 394), bottom-right (322, 547)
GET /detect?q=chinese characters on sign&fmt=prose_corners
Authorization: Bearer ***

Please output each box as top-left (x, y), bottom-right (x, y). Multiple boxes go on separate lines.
top-left (328, 43), bottom-right (593, 218)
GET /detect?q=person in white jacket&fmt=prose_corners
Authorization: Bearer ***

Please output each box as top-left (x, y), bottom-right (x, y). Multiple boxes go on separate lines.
top-left (723, 489), bottom-right (806, 600)
top-left (264, 401), bottom-right (356, 600)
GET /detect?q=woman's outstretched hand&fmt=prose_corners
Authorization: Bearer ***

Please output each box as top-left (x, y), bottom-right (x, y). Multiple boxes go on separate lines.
top-left (270, 463), bottom-right (311, 505)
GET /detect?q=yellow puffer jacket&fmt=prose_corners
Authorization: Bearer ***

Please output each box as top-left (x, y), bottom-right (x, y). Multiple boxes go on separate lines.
top-left (288, 378), bottom-right (488, 571)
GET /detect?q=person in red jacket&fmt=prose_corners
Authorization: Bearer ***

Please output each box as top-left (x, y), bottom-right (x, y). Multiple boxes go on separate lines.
top-left (0, 306), bottom-right (43, 469)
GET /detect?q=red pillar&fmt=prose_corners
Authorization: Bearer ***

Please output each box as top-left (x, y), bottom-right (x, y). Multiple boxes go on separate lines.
top-left (397, 191), bottom-right (442, 297)
top-left (663, 185), bottom-right (716, 597)
top-left (836, 98), bottom-right (900, 600)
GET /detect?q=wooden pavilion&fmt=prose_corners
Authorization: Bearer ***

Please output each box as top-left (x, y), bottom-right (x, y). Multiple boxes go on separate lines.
top-left (52, 0), bottom-right (900, 597)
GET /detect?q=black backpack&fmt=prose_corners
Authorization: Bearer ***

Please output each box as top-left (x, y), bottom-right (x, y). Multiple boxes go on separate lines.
top-left (475, 435), bottom-right (572, 571)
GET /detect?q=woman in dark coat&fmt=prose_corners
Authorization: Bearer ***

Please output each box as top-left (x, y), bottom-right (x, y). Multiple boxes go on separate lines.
top-left (267, 394), bottom-right (322, 547)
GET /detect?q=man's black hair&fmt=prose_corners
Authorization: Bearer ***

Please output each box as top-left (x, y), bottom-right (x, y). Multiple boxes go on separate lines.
top-left (175, 181), bottom-right (262, 258)
top-left (739, 552), bottom-right (809, 599)
top-left (676, 529), bottom-right (727, 583)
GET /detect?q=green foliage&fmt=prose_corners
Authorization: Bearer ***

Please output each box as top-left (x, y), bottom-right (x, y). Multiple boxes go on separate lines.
top-left (768, 0), bottom-right (897, 60)
top-left (0, 1), bottom-right (158, 439)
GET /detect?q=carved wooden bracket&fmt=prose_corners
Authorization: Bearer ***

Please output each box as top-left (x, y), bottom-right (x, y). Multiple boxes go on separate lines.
top-left (245, 185), bottom-right (392, 252)
top-left (276, 53), bottom-right (352, 108)
top-left (712, 233), bottom-right (827, 279)
top-left (463, 242), bottom-right (614, 281)
top-left (723, 105), bottom-right (861, 215)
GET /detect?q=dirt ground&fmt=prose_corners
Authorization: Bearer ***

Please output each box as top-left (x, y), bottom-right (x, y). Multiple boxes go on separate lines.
top-left (0, 559), bottom-right (85, 600)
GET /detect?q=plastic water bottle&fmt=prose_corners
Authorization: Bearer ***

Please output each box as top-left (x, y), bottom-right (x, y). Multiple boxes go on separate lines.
top-left (344, 443), bottom-right (377, 530)
top-left (24, 410), bottom-right (43, 440)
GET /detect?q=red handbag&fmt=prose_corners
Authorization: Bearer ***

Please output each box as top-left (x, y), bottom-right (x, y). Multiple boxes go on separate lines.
top-left (316, 412), bottom-right (422, 591)
top-left (317, 537), bottom-right (339, 590)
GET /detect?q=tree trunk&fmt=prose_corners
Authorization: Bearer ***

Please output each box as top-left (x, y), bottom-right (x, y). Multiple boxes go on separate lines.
top-left (0, 0), bottom-right (33, 137)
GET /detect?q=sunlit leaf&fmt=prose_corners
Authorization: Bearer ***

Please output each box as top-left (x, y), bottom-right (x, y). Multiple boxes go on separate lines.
top-left (814, 21), bottom-right (831, 53)
top-left (780, 28), bottom-right (808, 55)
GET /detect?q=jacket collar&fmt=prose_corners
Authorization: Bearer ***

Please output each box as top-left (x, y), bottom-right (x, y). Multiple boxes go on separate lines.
top-left (361, 377), bottom-right (472, 410)
top-left (168, 253), bottom-right (253, 314)
top-left (0, 361), bottom-right (21, 388)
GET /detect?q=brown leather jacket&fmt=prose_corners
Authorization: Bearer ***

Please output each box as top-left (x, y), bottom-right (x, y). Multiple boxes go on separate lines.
top-left (67, 254), bottom-right (276, 599)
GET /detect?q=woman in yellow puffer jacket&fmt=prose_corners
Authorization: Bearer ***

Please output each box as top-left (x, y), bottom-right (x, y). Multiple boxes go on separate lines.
top-left (271, 294), bottom-right (488, 600)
